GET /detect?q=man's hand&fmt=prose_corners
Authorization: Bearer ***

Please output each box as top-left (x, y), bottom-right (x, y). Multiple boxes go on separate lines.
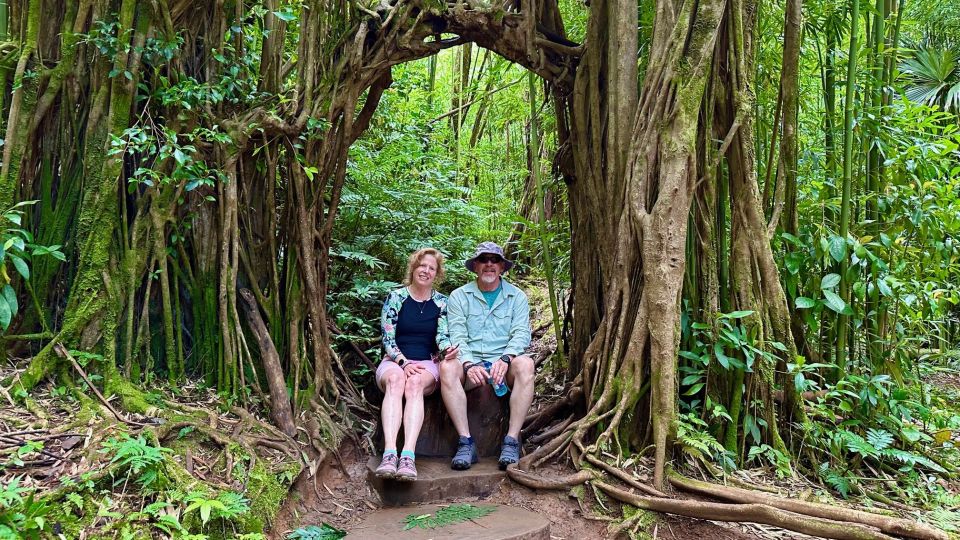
top-left (489, 359), bottom-right (509, 385)
top-left (403, 362), bottom-right (426, 377)
top-left (466, 364), bottom-right (489, 387)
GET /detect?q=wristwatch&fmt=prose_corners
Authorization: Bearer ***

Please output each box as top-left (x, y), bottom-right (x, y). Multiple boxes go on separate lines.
top-left (499, 354), bottom-right (513, 365)
top-left (395, 357), bottom-right (407, 367)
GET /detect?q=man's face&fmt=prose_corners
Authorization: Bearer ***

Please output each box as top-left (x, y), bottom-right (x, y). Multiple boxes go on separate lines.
top-left (474, 254), bottom-right (504, 285)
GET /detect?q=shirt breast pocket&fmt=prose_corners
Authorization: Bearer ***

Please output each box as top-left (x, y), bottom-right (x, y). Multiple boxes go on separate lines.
top-left (490, 307), bottom-right (512, 336)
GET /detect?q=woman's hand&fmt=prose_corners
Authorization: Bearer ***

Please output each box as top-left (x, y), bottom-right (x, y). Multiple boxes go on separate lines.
top-left (403, 362), bottom-right (426, 377)
top-left (440, 344), bottom-right (460, 362)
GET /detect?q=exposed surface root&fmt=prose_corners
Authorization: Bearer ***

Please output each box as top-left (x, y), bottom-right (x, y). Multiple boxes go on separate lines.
top-left (669, 472), bottom-right (949, 540)
top-left (506, 465), bottom-right (596, 490)
top-left (595, 481), bottom-right (900, 540)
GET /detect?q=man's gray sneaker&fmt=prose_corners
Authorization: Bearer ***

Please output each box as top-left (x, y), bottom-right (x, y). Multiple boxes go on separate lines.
top-left (498, 435), bottom-right (521, 470)
top-left (451, 436), bottom-right (479, 470)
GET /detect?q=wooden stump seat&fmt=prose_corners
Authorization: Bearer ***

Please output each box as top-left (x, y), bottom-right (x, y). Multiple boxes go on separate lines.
top-left (366, 381), bottom-right (509, 458)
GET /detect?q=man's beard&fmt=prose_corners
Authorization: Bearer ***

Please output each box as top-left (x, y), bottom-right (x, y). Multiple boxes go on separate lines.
top-left (479, 273), bottom-right (499, 285)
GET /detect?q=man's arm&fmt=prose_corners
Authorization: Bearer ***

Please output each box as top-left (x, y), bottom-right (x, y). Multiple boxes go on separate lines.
top-left (503, 291), bottom-right (531, 357)
top-left (447, 290), bottom-right (475, 366)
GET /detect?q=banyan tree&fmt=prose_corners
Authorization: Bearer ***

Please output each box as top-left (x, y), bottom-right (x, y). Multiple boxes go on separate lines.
top-left (0, 0), bottom-right (947, 537)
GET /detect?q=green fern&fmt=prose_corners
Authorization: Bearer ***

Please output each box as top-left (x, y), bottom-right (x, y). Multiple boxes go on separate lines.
top-left (402, 504), bottom-right (496, 530)
top-left (818, 464), bottom-right (853, 498)
top-left (675, 413), bottom-right (726, 462)
top-left (866, 428), bottom-right (894, 451)
top-left (286, 523), bottom-right (346, 539)
top-left (841, 431), bottom-right (879, 459)
top-left (881, 448), bottom-right (947, 473)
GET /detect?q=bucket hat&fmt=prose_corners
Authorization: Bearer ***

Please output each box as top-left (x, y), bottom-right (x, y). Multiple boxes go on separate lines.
top-left (465, 241), bottom-right (514, 273)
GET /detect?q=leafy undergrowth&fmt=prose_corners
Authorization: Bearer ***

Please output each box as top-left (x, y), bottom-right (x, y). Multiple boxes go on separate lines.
top-left (0, 375), bottom-right (303, 539)
top-left (670, 344), bottom-right (960, 536)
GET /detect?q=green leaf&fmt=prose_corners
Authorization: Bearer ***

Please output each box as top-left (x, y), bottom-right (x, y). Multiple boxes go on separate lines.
top-left (866, 428), bottom-right (893, 451)
top-left (820, 273), bottom-right (841, 289)
top-left (173, 148), bottom-right (188, 165)
top-left (0, 296), bottom-right (10, 330)
top-left (199, 502), bottom-right (212, 524)
top-left (829, 236), bottom-right (847, 262)
top-left (2, 285), bottom-right (17, 319)
top-left (822, 290), bottom-right (847, 314)
top-left (721, 310), bottom-right (754, 319)
top-left (714, 344), bottom-right (730, 369)
top-left (877, 278), bottom-right (893, 297)
top-left (795, 297), bottom-right (816, 309)
top-left (10, 255), bottom-right (29, 280)
top-left (272, 9), bottom-right (297, 21)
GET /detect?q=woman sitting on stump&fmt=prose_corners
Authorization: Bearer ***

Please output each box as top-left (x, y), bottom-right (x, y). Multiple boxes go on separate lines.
top-left (375, 247), bottom-right (458, 481)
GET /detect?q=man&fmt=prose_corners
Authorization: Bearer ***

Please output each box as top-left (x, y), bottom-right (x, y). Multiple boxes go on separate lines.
top-left (440, 242), bottom-right (535, 470)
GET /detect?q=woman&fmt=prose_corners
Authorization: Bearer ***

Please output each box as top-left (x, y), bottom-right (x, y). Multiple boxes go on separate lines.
top-left (375, 247), bottom-right (458, 481)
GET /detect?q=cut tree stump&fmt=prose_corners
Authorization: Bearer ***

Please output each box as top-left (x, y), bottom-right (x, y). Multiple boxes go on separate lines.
top-left (368, 380), bottom-right (509, 458)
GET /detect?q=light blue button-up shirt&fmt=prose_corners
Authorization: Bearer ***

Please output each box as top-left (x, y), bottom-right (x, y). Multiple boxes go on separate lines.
top-left (447, 278), bottom-right (531, 366)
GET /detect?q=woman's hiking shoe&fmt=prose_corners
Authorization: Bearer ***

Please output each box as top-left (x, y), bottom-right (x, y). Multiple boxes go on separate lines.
top-left (451, 436), bottom-right (479, 470)
top-left (499, 435), bottom-right (521, 470)
top-left (395, 456), bottom-right (418, 481)
top-left (375, 453), bottom-right (399, 478)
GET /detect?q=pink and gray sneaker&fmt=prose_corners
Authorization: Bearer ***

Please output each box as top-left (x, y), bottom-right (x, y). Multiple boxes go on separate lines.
top-left (375, 453), bottom-right (398, 478)
top-left (395, 456), bottom-right (418, 481)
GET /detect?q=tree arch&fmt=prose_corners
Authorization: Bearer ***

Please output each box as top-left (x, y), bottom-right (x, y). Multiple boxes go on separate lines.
top-left (2, 0), bottom-right (577, 433)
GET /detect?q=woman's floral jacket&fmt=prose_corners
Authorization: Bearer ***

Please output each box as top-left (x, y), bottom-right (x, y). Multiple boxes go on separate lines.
top-left (380, 287), bottom-right (452, 362)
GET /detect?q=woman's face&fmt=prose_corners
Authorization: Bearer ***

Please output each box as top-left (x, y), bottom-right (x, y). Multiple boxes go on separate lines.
top-left (413, 254), bottom-right (438, 288)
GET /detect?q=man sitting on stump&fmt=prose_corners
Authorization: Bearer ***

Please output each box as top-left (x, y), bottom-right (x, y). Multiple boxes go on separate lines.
top-left (440, 242), bottom-right (534, 471)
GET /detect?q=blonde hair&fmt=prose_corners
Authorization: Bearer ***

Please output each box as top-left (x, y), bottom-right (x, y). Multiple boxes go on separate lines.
top-left (403, 248), bottom-right (446, 286)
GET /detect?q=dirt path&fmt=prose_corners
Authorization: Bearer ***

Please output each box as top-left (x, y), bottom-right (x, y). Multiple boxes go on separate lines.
top-left (271, 442), bottom-right (777, 539)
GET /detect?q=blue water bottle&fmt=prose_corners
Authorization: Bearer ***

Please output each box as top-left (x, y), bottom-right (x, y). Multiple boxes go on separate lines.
top-left (488, 377), bottom-right (509, 397)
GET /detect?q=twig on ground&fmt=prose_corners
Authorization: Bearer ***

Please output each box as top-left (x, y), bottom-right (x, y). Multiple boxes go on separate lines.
top-left (54, 344), bottom-right (147, 427)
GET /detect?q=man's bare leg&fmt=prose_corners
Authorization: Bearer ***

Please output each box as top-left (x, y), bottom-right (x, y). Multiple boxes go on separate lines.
top-left (439, 360), bottom-right (471, 437)
top-left (505, 355), bottom-right (535, 440)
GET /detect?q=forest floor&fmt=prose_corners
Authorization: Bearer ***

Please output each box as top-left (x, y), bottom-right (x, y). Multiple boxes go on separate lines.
top-left (2, 350), bottom-right (958, 539)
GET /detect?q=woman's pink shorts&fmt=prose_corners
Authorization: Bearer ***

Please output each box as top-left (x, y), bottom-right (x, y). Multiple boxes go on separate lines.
top-left (375, 358), bottom-right (440, 394)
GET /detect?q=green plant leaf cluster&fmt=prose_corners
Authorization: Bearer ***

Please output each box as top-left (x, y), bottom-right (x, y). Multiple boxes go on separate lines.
top-left (402, 504), bottom-right (496, 530)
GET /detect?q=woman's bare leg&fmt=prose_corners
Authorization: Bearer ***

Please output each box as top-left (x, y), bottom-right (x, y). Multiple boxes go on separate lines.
top-left (401, 372), bottom-right (438, 453)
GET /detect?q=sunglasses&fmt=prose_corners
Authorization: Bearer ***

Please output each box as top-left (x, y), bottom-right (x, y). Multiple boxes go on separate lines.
top-left (476, 255), bottom-right (503, 264)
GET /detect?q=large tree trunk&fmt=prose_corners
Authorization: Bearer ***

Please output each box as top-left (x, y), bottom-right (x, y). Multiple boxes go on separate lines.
top-left (560, 0), bottom-right (726, 490)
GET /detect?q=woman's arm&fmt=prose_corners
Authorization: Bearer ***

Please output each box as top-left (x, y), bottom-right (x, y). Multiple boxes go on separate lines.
top-left (434, 293), bottom-right (453, 351)
top-left (380, 290), bottom-right (405, 363)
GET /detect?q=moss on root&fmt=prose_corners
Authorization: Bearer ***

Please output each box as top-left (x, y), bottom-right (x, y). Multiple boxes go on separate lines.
top-left (237, 457), bottom-right (298, 533)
